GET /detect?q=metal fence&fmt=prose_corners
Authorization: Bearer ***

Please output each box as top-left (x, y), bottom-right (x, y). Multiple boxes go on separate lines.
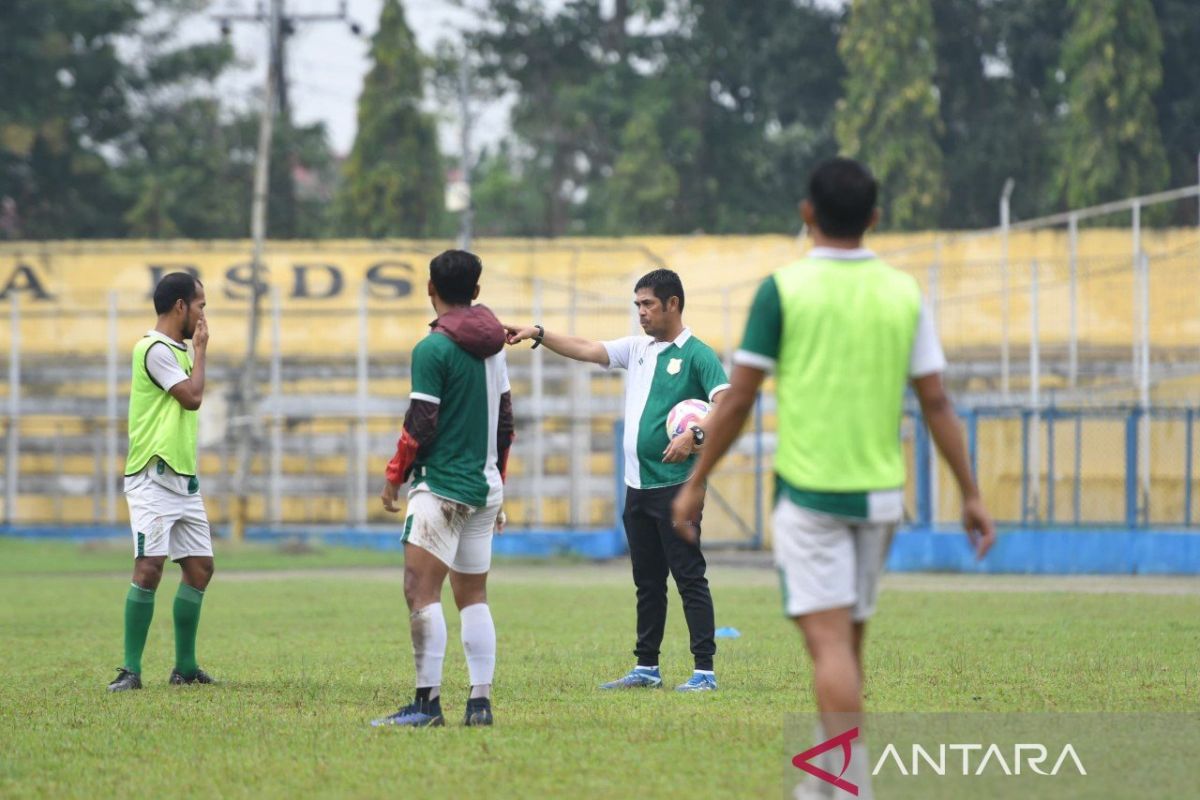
top-left (2, 180), bottom-right (1199, 541)
top-left (0, 282), bottom-right (769, 544)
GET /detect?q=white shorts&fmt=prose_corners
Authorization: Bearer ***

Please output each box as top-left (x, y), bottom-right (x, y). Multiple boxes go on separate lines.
top-left (773, 496), bottom-right (894, 621)
top-left (125, 475), bottom-right (213, 561)
top-left (402, 488), bottom-right (500, 574)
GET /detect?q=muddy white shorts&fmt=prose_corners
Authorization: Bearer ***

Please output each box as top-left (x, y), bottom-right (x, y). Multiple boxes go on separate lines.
top-left (402, 488), bottom-right (501, 574)
top-left (124, 472), bottom-right (213, 561)
top-left (773, 495), bottom-right (895, 621)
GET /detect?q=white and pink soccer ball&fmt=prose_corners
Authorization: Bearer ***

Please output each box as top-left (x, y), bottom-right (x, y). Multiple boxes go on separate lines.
top-left (665, 398), bottom-right (711, 440)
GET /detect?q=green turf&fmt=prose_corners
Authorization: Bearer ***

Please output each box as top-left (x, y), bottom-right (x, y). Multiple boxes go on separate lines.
top-left (0, 537), bottom-right (402, 575)
top-left (1, 546), bottom-right (1197, 798)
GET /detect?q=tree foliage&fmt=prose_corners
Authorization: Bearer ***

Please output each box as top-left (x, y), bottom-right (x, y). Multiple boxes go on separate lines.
top-left (835, 0), bottom-right (945, 230)
top-left (334, 0), bottom-right (443, 238)
top-left (1054, 0), bottom-right (1170, 209)
top-left (1151, 0), bottom-right (1200, 223)
top-left (469, 0), bottom-right (842, 235)
top-left (0, 0), bottom-right (139, 237)
top-left (1, 0), bottom-right (1197, 238)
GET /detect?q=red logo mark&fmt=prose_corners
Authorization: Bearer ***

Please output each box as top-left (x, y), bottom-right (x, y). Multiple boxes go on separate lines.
top-left (792, 727), bottom-right (859, 796)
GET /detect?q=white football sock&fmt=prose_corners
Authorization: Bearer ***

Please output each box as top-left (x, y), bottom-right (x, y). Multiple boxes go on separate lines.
top-left (460, 602), bottom-right (496, 698)
top-left (411, 602), bottom-right (447, 696)
top-left (846, 741), bottom-right (874, 800)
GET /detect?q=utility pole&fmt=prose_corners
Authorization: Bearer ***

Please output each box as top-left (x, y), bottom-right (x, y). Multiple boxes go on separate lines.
top-left (218, 1), bottom-right (361, 238)
top-left (456, 54), bottom-right (475, 250)
top-left (271, 4), bottom-right (295, 237)
top-left (215, 1), bottom-right (362, 541)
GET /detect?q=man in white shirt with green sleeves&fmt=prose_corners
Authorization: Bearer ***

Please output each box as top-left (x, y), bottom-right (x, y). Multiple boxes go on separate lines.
top-left (505, 269), bottom-right (729, 692)
top-left (108, 272), bottom-right (215, 692)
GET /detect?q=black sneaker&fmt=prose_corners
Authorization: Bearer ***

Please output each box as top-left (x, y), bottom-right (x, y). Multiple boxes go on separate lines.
top-left (464, 696), bottom-right (493, 727)
top-left (107, 668), bottom-right (142, 693)
top-left (371, 695), bottom-right (445, 728)
top-left (169, 667), bottom-right (216, 686)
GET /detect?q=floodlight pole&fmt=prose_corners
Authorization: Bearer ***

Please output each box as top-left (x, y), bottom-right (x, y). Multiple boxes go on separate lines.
top-left (1067, 214), bottom-right (1079, 389)
top-left (1029, 259), bottom-right (1040, 523)
top-left (456, 54), bottom-right (475, 250)
top-left (5, 294), bottom-right (19, 525)
top-left (230, 0), bottom-right (280, 543)
top-left (1000, 178), bottom-right (1014, 402)
top-left (928, 242), bottom-right (941, 521)
top-left (106, 291), bottom-right (119, 522)
top-left (1132, 201), bottom-right (1150, 524)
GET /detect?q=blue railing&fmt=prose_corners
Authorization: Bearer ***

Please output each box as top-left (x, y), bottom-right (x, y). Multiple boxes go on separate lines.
top-left (909, 406), bottom-right (1199, 529)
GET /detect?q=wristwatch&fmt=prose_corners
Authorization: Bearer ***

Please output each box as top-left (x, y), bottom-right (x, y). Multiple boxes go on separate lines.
top-left (690, 425), bottom-right (706, 447)
top-left (531, 324), bottom-right (545, 350)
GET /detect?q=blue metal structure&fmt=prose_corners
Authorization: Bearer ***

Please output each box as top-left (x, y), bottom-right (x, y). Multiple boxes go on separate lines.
top-left (5, 405), bottom-right (1200, 573)
top-left (909, 406), bottom-right (1199, 530)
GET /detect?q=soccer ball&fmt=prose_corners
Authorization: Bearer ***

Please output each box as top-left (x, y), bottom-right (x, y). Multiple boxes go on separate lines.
top-left (665, 398), bottom-right (711, 439)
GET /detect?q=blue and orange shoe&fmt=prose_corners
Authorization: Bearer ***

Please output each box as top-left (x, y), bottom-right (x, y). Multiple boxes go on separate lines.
top-left (599, 666), bottom-right (663, 690)
top-left (371, 695), bottom-right (445, 728)
top-left (675, 671), bottom-right (718, 692)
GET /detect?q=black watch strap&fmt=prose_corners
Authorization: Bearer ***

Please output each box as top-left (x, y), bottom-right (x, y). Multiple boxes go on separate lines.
top-left (690, 424), bottom-right (705, 445)
top-left (531, 324), bottom-right (545, 350)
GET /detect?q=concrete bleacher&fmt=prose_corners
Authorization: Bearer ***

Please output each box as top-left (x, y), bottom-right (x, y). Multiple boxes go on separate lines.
top-left (2, 231), bottom-right (1199, 537)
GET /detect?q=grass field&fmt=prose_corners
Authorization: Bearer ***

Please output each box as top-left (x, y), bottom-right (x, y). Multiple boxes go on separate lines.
top-left (1, 538), bottom-right (1198, 798)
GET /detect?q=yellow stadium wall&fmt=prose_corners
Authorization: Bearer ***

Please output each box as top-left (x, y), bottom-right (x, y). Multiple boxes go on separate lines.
top-left (1, 229), bottom-right (1198, 358)
top-left (1, 233), bottom-right (1197, 532)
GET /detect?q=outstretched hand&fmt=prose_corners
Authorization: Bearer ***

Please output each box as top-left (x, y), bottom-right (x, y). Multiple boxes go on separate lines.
top-left (503, 324), bottom-right (539, 345)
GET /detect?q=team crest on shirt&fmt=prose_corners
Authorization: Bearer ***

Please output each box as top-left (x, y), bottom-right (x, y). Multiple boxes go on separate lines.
top-left (667, 358), bottom-right (682, 375)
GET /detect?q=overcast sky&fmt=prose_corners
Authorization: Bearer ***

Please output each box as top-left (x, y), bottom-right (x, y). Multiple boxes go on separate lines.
top-left (190, 0), bottom-right (501, 157)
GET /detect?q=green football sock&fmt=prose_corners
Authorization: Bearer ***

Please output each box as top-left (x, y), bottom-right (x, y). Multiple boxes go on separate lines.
top-left (123, 584), bottom-right (156, 674)
top-left (173, 583), bottom-right (205, 677)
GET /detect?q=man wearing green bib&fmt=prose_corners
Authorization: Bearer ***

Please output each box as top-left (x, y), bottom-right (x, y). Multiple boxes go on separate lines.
top-left (505, 269), bottom-right (729, 692)
top-left (673, 158), bottom-right (995, 795)
top-left (108, 272), bottom-right (215, 692)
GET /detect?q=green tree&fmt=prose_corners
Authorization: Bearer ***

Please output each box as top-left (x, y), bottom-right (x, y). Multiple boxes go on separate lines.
top-left (836, 0), bottom-right (945, 230)
top-left (116, 98), bottom-right (252, 238)
top-left (0, 0), bottom-right (139, 238)
top-left (649, 0), bottom-right (842, 233)
top-left (1151, 0), bottom-right (1200, 223)
top-left (927, 0), bottom-right (1076, 227)
top-left (603, 103), bottom-right (680, 233)
top-left (334, 0), bottom-right (443, 238)
top-left (470, 142), bottom-right (548, 237)
top-left (283, 122), bottom-right (339, 238)
top-left (472, 0), bottom-right (623, 235)
top-left (472, 0), bottom-right (842, 235)
top-left (113, 3), bottom-right (249, 239)
top-left (1054, 0), bottom-right (1169, 209)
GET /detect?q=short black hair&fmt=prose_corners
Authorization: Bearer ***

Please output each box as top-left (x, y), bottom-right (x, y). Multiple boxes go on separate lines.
top-left (808, 157), bottom-right (878, 238)
top-left (634, 268), bottom-right (685, 313)
top-left (153, 273), bottom-right (202, 315)
top-left (430, 249), bottom-right (482, 305)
